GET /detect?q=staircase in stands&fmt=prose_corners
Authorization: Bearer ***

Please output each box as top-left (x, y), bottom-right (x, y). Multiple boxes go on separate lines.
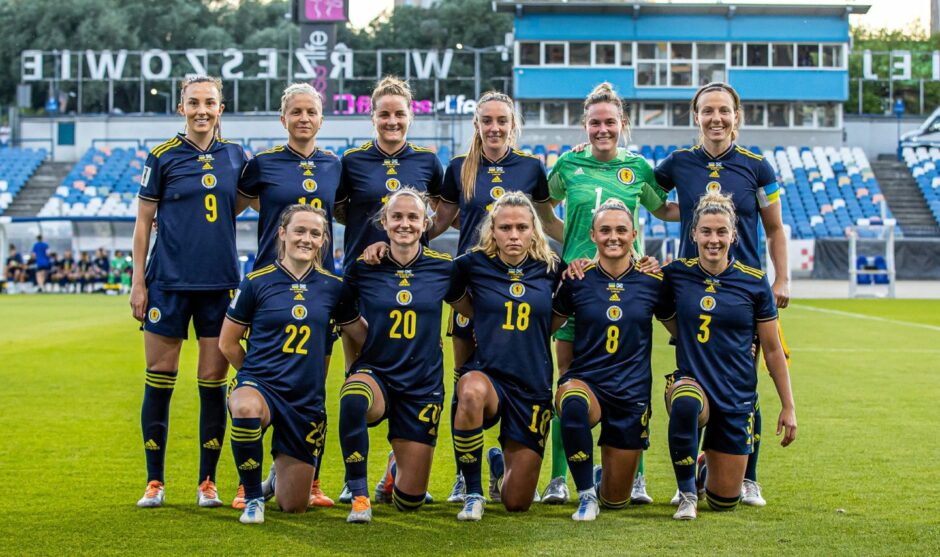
top-left (871, 156), bottom-right (940, 237)
top-left (4, 162), bottom-right (73, 217)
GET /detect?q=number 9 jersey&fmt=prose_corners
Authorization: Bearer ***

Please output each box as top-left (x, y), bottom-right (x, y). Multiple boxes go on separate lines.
top-left (138, 134), bottom-right (248, 290)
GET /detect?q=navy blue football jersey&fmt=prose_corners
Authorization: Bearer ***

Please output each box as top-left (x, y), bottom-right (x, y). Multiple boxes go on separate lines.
top-left (138, 135), bottom-right (247, 289)
top-left (553, 262), bottom-right (666, 402)
top-left (226, 262), bottom-right (359, 413)
top-left (337, 141), bottom-right (444, 268)
top-left (343, 247), bottom-right (459, 398)
top-left (449, 250), bottom-right (562, 398)
top-left (238, 145), bottom-right (343, 270)
top-left (657, 258), bottom-right (777, 413)
top-left (440, 148), bottom-right (550, 255)
top-left (654, 144), bottom-right (780, 268)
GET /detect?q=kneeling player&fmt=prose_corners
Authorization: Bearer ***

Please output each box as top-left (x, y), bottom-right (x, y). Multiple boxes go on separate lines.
top-left (338, 189), bottom-right (461, 523)
top-left (449, 192), bottom-right (565, 521)
top-left (658, 192), bottom-right (796, 520)
top-left (219, 205), bottom-right (365, 524)
top-left (552, 200), bottom-right (669, 521)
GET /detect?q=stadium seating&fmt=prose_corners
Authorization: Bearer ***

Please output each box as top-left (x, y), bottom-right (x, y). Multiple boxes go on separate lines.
top-left (0, 147), bottom-right (48, 215)
top-left (900, 146), bottom-right (940, 227)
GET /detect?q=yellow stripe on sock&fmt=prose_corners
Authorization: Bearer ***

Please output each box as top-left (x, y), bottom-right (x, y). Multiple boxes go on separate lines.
top-left (599, 493), bottom-right (628, 509)
top-left (197, 378), bottom-right (228, 388)
top-left (671, 386), bottom-right (703, 406)
top-left (560, 388), bottom-right (591, 408)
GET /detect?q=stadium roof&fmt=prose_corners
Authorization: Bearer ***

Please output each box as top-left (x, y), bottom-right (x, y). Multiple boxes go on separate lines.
top-left (493, 1), bottom-right (872, 18)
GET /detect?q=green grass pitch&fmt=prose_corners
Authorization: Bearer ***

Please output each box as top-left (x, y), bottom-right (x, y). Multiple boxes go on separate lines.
top-left (1, 295), bottom-right (938, 555)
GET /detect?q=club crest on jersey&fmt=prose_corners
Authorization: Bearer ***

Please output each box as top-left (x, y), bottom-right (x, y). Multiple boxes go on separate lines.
top-left (706, 181), bottom-right (721, 193)
top-left (706, 162), bottom-right (723, 178)
top-left (198, 154), bottom-right (214, 170)
top-left (396, 290), bottom-right (413, 306)
top-left (201, 174), bottom-right (217, 189)
top-left (607, 282), bottom-right (624, 301)
top-left (291, 304), bottom-right (308, 320)
top-left (617, 168), bottom-right (636, 185)
top-left (456, 314), bottom-right (470, 327)
top-left (606, 306), bottom-right (622, 321)
top-left (299, 160), bottom-right (316, 176)
top-left (385, 178), bottom-right (401, 192)
top-left (395, 269), bottom-right (413, 287)
top-left (383, 158), bottom-right (399, 175)
top-left (704, 277), bottom-right (720, 293)
top-left (302, 179), bottom-right (318, 193)
top-left (489, 186), bottom-right (506, 200)
top-left (700, 296), bottom-right (716, 312)
top-left (148, 307), bottom-right (161, 323)
top-left (509, 283), bottom-right (526, 298)
top-left (488, 166), bottom-right (504, 183)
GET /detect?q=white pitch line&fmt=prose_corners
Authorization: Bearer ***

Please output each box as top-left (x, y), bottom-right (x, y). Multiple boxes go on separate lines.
top-left (789, 347), bottom-right (940, 353)
top-left (789, 304), bottom-right (940, 333)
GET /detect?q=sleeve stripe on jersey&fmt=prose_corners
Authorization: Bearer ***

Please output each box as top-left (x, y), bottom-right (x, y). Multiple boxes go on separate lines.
top-left (138, 193), bottom-right (160, 202)
top-left (314, 267), bottom-right (343, 281)
top-left (151, 137), bottom-right (182, 158)
top-left (734, 146), bottom-right (764, 160)
top-left (552, 308), bottom-right (571, 318)
top-left (757, 181), bottom-right (781, 208)
top-left (732, 261), bottom-right (765, 279)
top-left (225, 315), bottom-right (250, 326)
top-left (343, 142), bottom-right (372, 155)
top-left (756, 315), bottom-right (778, 322)
top-left (246, 264), bottom-right (276, 280)
top-left (409, 143), bottom-right (434, 153)
top-left (656, 312), bottom-right (677, 322)
top-left (422, 247), bottom-right (453, 261)
top-left (336, 314), bottom-right (362, 327)
top-left (446, 290), bottom-right (469, 305)
top-left (255, 145), bottom-right (283, 157)
top-left (237, 190), bottom-right (259, 199)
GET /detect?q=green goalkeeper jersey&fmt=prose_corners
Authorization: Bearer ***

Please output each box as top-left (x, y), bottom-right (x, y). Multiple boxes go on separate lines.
top-left (548, 148), bottom-right (668, 262)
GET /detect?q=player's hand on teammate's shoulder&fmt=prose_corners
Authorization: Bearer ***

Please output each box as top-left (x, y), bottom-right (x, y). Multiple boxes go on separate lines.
top-left (562, 258), bottom-right (592, 280)
top-left (777, 406), bottom-right (797, 447)
top-left (570, 142), bottom-right (589, 153)
top-left (637, 255), bottom-right (661, 274)
top-left (362, 242), bottom-right (389, 265)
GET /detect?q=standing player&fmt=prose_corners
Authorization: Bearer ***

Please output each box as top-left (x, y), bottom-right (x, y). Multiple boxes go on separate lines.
top-left (658, 192), bottom-right (796, 520)
top-left (130, 76), bottom-right (249, 508)
top-left (547, 82), bottom-right (672, 504)
top-left (237, 83), bottom-right (343, 508)
top-left (31, 235), bottom-right (50, 292)
top-left (334, 76), bottom-right (443, 269)
top-left (553, 200), bottom-right (669, 521)
top-left (219, 205), bottom-right (365, 524)
top-left (655, 82), bottom-right (789, 507)
top-left (338, 189), bottom-right (461, 523)
top-left (449, 192), bottom-right (565, 521)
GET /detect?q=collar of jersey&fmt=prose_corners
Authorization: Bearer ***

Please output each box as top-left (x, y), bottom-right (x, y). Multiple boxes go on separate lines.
top-left (481, 147), bottom-right (511, 165)
top-left (285, 143), bottom-right (318, 160)
top-left (494, 253), bottom-right (529, 269)
top-left (694, 142), bottom-right (736, 162)
top-left (178, 133), bottom-right (219, 154)
top-left (697, 256), bottom-right (735, 277)
top-left (596, 259), bottom-right (634, 281)
top-left (374, 141), bottom-right (409, 159)
top-left (275, 260), bottom-right (315, 282)
top-left (385, 248), bottom-right (421, 268)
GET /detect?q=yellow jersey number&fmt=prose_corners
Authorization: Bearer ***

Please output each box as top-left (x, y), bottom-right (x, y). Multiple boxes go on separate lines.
top-left (528, 404), bottom-right (552, 446)
top-left (501, 301), bottom-right (530, 331)
top-left (605, 325), bottom-right (619, 353)
top-left (282, 324), bottom-right (310, 354)
top-left (389, 309), bottom-right (416, 339)
top-left (205, 193), bottom-right (217, 222)
top-left (697, 314), bottom-right (711, 344)
top-left (298, 197), bottom-right (322, 208)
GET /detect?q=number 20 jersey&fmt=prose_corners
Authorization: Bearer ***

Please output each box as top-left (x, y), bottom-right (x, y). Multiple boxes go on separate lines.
top-left (343, 248), bottom-right (460, 398)
top-left (226, 262), bottom-right (359, 413)
top-left (138, 134), bottom-right (247, 290)
top-left (450, 251), bottom-right (562, 398)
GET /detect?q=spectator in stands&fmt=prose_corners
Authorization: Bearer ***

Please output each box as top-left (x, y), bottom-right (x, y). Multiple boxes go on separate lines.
top-left (5, 244), bottom-right (25, 292)
top-left (332, 247), bottom-right (344, 275)
top-left (32, 235), bottom-right (51, 292)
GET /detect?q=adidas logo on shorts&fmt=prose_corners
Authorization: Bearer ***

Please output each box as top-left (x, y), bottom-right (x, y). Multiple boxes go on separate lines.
top-left (568, 451), bottom-right (589, 463)
top-left (673, 456), bottom-right (695, 466)
top-left (202, 438), bottom-right (221, 450)
top-left (345, 451), bottom-right (364, 463)
top-left (144, 439), bottom-right (160, 451)
top-left (239, 459), bottom-right (260, 470)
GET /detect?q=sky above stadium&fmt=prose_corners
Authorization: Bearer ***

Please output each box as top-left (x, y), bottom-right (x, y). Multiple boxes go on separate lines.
top-left (348, 0), bottom-right (931, 33)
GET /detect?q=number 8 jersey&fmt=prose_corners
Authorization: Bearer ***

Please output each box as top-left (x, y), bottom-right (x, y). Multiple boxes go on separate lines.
top-left (138, 134), bottom-right (248, 290)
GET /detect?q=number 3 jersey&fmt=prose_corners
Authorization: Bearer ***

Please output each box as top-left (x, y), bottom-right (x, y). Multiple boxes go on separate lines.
top-left (343, 247), bottom-right (460, 398)
top-left (552, 262), bottom-right (667, 402)
top-left (226, 262), bottom-right (360, 413)
top-left (238, 145), bottom-right (343, 270)
top-left (450, 250), bottom-right (563, 399)
top-left (138, 134), bottom-right (248, 290)
top-left (658, 258), bottom-right (777, 413)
